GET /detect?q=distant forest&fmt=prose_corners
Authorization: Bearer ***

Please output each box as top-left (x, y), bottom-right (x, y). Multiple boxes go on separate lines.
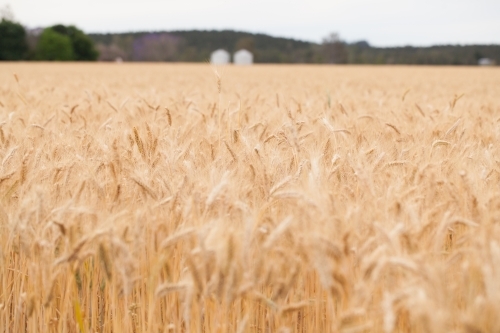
top-left (89, 30), bottom-right (500, 65)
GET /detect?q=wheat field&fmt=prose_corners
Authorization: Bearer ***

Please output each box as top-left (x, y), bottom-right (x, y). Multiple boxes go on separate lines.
top-left (1, 63), bottom-right (500, 333)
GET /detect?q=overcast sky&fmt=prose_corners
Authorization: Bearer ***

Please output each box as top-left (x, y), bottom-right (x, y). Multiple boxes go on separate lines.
top-left (4, 0), bottom-right (500, 46)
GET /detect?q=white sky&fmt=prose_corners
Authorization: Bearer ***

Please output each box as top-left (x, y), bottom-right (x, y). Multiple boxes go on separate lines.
top-left (4, 0), bottom-right (500, 46)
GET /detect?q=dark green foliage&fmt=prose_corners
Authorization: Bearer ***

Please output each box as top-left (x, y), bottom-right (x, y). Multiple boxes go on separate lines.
top-left (35, 25), bottom-right (98, 61)
top-left (0, 19), bottom-right (28, 60)
top-left (36, 28), bottom-right (74, 61)
top-left (51, 25), bottom-right (98, 60)
top-left (71, 31), bottom-right (99, 60)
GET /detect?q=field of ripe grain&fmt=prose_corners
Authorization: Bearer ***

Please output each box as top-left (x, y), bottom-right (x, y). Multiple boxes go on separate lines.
top-left (1, 63), bottom-right (500, 333)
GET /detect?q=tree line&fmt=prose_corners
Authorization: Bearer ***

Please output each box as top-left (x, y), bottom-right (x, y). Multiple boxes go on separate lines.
top-left (0, 17), bottom-right (98, 61)
top-left (1, 13), bottom-right (498, 65)
top-left (90, 30), bottom-right (499, 65)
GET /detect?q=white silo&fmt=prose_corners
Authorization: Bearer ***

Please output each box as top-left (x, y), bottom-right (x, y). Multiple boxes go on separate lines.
top-left (210, 49), bottom-right (230, 65)
top-left (234, 49), bottom-right (253, 65)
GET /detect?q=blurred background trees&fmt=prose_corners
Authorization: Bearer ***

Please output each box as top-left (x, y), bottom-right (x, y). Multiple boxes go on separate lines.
top-left (322, 32), bottom-right (348, 64)
top-left (0, 19), bottom-right (28, 60)
top-left (36, 28), bottom-right (74, 61)
top-left (49, 25), bottom-right (98, 60)
top-left (36, 25), bottom-right (98, 61)
top-left (0, 5), bottom-right (28, 60)
top-left (89, 30), bottom-right (499, 65)
top-left (0, 5), bottom-right (98, 61)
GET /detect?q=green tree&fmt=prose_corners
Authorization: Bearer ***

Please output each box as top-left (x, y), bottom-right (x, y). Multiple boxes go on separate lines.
top-left (0, 19), bottom-right (28, 60)
top-left (36, 28), bottom-right (74, 61)
top-left (51, 24), bottom-right (98, 60)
